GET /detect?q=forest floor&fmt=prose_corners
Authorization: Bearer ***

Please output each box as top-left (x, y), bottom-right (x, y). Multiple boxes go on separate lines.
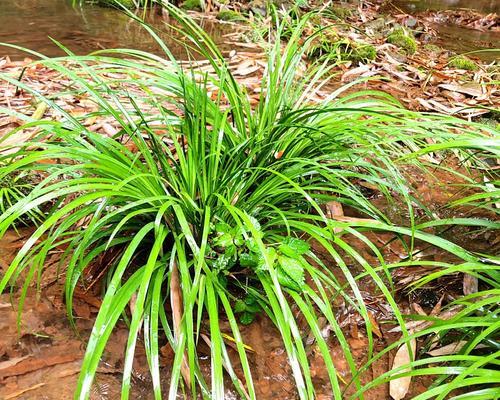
top-left (0, 1), bottom-right (498, 399)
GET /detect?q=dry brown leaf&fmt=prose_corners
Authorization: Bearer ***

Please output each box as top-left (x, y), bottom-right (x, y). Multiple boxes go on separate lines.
top-left (368, 311), bottom-right (383, 338)
top-left (0, 356), bottom-right (30, 372)
top-left (438, 83), bottom-right (484, 98)
top-left (170, 262), bottom-right (192, 389)
top-left (427, 341), bottom-right (467, 357)
top-left (102, 122), bottom-right (118, 136)
top-left (430, 294), bottom-right (444, 316)
top-left (4, 382), bottom-right (46, 400)
top-left (233, 60), bottom-right (260, 76)
top-left (341, 64), bottom-right (372, 82)
top-left (411, 303), bottom-right (427, 316)
top-left (325, 201), bottom-right (344, 233)
top-left (463, 273), bottom-right (479, 296)
top-left (0, 351), bottom-right (81, 380)
top-left (389, 336), bottom-right (416, 400)
top-left (389, 304), bottom-right (461, 333)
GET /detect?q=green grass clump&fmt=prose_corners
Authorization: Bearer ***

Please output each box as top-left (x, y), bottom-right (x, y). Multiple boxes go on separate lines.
top-left (216, 9), bottom-right (246, 22)
top-left (0, 171), bottom-right (35, 224)
top-left (387, 27), bottom-right (417, 54)
top-left (448, 55), bottom-right (478, 71)
top-left (1, 5), bottom-right (499, 400)
top-left (181, 0), bottom-right (202, 11)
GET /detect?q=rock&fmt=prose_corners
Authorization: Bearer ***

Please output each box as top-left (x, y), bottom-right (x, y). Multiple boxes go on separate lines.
top-left (329, 6), bottom-right (352, 19)
top-left (247, 0), bottom-right (267, 17)
top-left (365, 17), bottom-right (387, 33)
top-left (406, 17), bottom-right (418, 28)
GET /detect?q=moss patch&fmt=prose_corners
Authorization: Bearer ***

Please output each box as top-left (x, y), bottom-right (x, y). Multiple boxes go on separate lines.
top-left (181, 0), bottom-right (202, 11)
top-left (448, 55), bottom-right (478, 71)
top-left (308, 32), bottom-right (377, 65)
top-left (387, 28), bottom-right (417, 54)
top-left (350, 44), bottom-right (377, 63)
top-left (216, 10), bottom-right (246, 22)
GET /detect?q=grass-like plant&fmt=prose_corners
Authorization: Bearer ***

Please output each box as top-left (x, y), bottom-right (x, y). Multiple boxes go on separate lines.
top-left (0, 4), bottom-right (499, 399)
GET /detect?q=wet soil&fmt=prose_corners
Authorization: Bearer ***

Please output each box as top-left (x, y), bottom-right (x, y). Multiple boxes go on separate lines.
top-left (0, 229), bottom-right (431, 399)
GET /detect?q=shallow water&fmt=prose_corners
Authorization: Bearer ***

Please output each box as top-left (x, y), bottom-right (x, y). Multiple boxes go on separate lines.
top-left (394, 0), bottom-right (500, 59)
top-left (0, 0), bottom-right (233, 60)
top-left (394, 0), bottom-right (500, 14)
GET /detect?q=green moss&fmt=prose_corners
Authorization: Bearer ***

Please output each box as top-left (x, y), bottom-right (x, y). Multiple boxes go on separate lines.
top-left (350, 44), bottom-right (377, 63)
top-left (308, 34), bottom-right (376, 65)
top-left (181, 0), bottom-right (202, 11)
top-left (448, 55), bottom-right (478, 71)
top-left (387, 28), bottom-right (417, 54)
top-left (216, 10), bottom-right (246, 22)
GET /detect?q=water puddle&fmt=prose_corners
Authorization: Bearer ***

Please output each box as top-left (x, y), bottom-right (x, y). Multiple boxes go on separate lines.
top-left (394, 0), bottom-right (500, 14)
top-left (0, 0), bottom-right (235, 60)
top-left (393, 0), bottom-right (500, 60)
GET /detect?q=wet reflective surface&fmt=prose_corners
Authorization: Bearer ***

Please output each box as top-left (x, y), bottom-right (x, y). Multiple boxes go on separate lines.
top-left (394, 0), bottom-right (500, 14)
top-left (0, 0), bottom-right (233, 59)
top-left (394, 0), bottom-right (500, 59)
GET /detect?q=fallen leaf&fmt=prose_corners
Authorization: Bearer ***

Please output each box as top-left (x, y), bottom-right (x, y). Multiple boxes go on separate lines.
top-left (341, 64), bottom-right (372, 82)
top-left (102, 122), bottom-right (118, 136)
top-left (463, 273), bottom-right (478, 296)
top-left (389, 337), bottom-right (417, 400)
top-left (411, 303), bottom-right (427, 316)
top-left (439, 83), bottom-right (484, 98)
top-left (368, 311), bottom-right (383, 338)
top-left (388, 304), bottom-right (460, 333)
top-left (430, 294), bottom-right (444, 316)
top-left (427, 341), bottom-right (467, 356)
top-left (4, 382), bottom-right (46, 399)
top-left (0, 351), bottom-right (81, 380)
top-left (170, 262), bottom-right (191, 388)
top-left (0, 356), bottom-right (30, 372)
